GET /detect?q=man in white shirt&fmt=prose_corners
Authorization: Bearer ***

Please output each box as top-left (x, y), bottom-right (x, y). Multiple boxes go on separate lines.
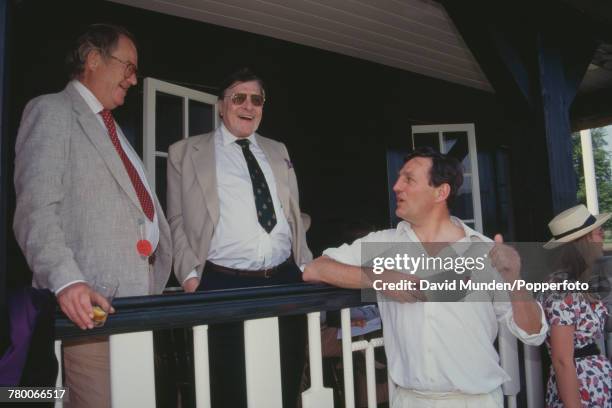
top-left (167, 68), bottom-right (312, 407)
top-left (13, 24), bottom-right (172, 407)
top-left (303, 147), bottom-right (547, 408)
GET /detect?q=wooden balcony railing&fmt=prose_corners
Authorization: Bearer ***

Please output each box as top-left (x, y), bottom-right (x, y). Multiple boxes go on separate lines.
top-left (54, 283), bottom-right (546, 408)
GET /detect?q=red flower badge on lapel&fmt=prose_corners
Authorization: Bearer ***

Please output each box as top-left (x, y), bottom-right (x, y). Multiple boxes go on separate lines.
top-left (137, 240), bottom-right (153, 257)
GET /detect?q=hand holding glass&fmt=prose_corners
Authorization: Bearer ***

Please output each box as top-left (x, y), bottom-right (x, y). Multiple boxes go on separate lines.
top-left (91, 277), bottom-right (119, 327)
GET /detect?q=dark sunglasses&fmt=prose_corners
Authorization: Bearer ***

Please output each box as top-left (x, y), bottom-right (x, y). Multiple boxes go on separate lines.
top-left (226, 93), bottom-right (265, 107)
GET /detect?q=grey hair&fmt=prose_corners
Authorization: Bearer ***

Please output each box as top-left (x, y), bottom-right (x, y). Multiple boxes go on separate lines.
top-left (66, 24), bottom-right (136, 79)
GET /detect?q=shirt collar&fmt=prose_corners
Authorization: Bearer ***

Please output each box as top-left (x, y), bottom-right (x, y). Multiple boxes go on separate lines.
top-left (219, 123), bottom-right (257, 147)
top-left (397, 216), bottom-right (486, 243)
top-left (71, 80), bottom-right (104, 115)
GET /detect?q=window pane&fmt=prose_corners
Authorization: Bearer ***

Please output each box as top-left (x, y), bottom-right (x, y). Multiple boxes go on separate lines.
top-left (453, 174), bottom-right (474, 219)
top-left (155, 92), bottom-right (183, 152)
top-left (189, 100), bottom-right (215, 136)
top-left (443, 131), bottom-right (471, 172)
top-left (572, 126), bottom-right (612, 246)
top-left (156, 157), bottom-right (167, 213)
top-left (413, 132), bottom-right (439, 151)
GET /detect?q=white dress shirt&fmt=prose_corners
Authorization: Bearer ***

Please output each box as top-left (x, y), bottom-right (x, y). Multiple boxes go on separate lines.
top-left (323, 217), bottom-right (547, 394)
top-left (185, 124), bottom-right (293, 282)
top-left (57, 80), bottom-right (159, 293)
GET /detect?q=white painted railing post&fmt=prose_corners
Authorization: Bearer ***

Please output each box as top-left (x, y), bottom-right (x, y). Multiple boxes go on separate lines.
top-left (363, 338), bottom-right (384, 408)
top-left (341, 308), bottom-right (356, 408)
top-left (340, 308), bottom-right (386, 408)
top-left (301, 312), bottom-right (334, 408)
top-left (351, 338), bottom-right (384, 408)
top-left (498, 323), bottom-right (519, 408)
top-left (54, 340), bottom-right (63, 408)
top-left (244, 317), bottom-right (283, 408)
top-left (524, 345), bottom-right (544, 408)
top-left (364, 344), bottom-right (376, 408)
top-left (109, 331), bottom-right (156, 408)
top-left (193, 325), bottom-right (211, 408)
top-left (580, 128), bottom-right (599, 214)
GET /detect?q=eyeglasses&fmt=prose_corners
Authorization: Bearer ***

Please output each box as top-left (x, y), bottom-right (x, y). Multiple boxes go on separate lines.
top-left (108, 55), bottom-right (138, 79)
top-left (226, 93), bottom-right (265, 107)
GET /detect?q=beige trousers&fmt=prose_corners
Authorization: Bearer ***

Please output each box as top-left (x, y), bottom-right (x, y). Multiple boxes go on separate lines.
top-left (63, 336), bottom-right (110, 408)
top-left (392, 387), bottom-right (503, 408)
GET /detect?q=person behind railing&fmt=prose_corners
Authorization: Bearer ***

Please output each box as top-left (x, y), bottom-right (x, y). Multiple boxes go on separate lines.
top-left (13, 24), bottom-right (173, 407)
top-left (167, 67), bottom-right (312, 407)
top-left (303, 147), bottom-right (547, 408)
top-left (540, 205), bottom-right (612, 408)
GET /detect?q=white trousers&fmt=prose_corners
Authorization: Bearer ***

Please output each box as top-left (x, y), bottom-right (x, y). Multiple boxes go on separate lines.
top-left (392, 387), bottom-right (503, 408)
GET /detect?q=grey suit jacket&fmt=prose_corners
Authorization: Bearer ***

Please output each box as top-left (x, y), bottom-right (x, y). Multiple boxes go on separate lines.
top-left (13, 84), bottom-right (172, 297)
top-left (167, 128), bottom-right (312, 283)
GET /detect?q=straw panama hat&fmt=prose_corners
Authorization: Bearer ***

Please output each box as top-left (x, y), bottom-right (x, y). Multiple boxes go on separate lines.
top-left (544, 204), bottom-right (611, 249)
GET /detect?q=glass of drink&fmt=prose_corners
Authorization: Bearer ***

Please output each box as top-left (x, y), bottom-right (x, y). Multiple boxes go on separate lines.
top-left (91, 277), bottom-right (119, 327)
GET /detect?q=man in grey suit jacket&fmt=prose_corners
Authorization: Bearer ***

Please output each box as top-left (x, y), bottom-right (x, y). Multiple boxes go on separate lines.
top-left (13, 24), bottom-right (172, 407)
top-left (167, 68), bottom-right (311, 407)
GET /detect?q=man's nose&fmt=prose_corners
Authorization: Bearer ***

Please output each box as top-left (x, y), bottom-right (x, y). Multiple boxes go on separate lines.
top-left (243, 98), bottom-right (255, 110)
top-left (392, 180), bottom-right (400, 192)
top-left (127, 72), bottom-right (137, 86)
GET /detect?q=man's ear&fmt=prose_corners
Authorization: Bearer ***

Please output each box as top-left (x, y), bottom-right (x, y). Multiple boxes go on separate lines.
top-left (436, 183), bottom-right (451, 203)
top-left (217, 100), bottom-right (224, 118)
top-left (87, 50), bottom-right (102, 69)
top-left (86, 49), bottom-right (102, 71)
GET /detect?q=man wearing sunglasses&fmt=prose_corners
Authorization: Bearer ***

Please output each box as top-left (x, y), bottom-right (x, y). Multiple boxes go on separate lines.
top-left (167, 68), bottom-right (312, 407)
top-left (13, 24), bottom-right (172, 407)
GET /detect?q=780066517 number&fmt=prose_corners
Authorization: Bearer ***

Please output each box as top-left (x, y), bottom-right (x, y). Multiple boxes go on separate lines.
top-left (1, 387), bottom-right (67, 402)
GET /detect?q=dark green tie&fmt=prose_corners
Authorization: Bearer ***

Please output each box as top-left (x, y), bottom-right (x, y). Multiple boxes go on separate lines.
top-left (236, 139), bottom-right (277, 233)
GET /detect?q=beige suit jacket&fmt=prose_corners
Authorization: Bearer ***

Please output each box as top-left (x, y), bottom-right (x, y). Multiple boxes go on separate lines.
top-left (13, 84), bottom-right (172, 296)
top-left (167, 128), bottom-right (312, 283)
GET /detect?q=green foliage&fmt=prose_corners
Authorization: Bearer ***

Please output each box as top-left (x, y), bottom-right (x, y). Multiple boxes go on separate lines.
top-left (572, 127), bottom-right (612, 214)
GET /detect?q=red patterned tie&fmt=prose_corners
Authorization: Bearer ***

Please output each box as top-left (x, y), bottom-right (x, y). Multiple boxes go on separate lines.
top-left (100, 110), bottom-right (155, 221)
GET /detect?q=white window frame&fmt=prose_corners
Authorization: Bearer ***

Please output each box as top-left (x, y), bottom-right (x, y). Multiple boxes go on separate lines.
top-left (143, 77), bottom-right (218, 190)
top-left (411, 123), bottom-right (483, 233)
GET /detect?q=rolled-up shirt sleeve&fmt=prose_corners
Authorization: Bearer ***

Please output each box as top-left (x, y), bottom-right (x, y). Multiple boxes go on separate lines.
top-left (496, 300), bottom-right (548, 346)
top-left (322, 242), bottom-right (360, 266)
top-left (322, 230), bottom-right (390, 267)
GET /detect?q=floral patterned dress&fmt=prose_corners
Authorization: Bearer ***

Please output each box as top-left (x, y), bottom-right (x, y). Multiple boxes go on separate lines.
top-left (542, 276), bottom-right (611, 408)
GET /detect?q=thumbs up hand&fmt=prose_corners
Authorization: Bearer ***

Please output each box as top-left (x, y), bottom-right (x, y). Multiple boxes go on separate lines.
top-left (489, 234), bottom-right (521, 283)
